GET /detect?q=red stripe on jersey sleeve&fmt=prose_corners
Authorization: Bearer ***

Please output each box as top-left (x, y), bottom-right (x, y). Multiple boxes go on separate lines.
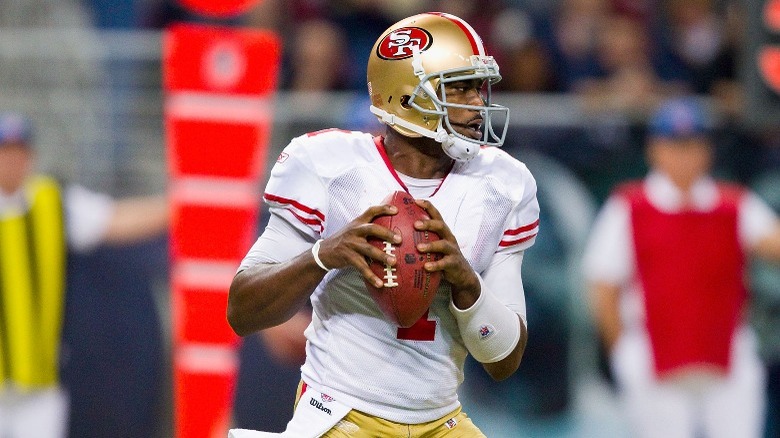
top-left (264, 193), bottom-right (325, 221)
top-left (289, 209), bottom-right (324, 232)
top-left (499, 232), bottom-right (538, 247)
top-left (503, 219), bottom-right (540, 236)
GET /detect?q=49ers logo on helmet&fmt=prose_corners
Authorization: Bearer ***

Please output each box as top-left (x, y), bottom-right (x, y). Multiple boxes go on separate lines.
top-left (376, 27), bottom-right (433, 60)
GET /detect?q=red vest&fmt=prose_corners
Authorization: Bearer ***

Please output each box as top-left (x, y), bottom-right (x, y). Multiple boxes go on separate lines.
top-left (619, 181), bottom-right (746, 377)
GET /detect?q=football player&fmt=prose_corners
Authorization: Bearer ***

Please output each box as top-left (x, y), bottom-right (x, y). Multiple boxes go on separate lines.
top-left (228, 12), bottom-right (540, 437)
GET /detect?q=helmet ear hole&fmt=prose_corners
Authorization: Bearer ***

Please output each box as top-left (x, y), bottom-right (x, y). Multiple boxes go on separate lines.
top-left (400, 95), bottom-right (413, 109)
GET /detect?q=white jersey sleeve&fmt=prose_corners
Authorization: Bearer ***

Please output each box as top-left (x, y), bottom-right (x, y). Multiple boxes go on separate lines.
top-left (479, 149), bottom-right (540, 253)
top-left (236, 214), bottom-right (313, 272)
top-left (581, 195), bottom-right (635, 286)
top-left (739, 191), bottom-right (780, 250)
top-left (238, 130), bottom-right (363, 272)
top-left (262, 134), bottom-right (330, 240)
top-left (482, 250), bottom-right (527, 324)
top-left (64, 184), bottom-right (116, 252)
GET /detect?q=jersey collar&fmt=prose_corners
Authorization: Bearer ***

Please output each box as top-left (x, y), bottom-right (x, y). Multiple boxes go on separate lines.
top-left (373, 136), bottom-right (453, 198)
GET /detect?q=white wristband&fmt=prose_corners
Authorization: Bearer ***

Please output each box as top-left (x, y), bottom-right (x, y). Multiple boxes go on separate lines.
top-left (311, 239), bottom-right (331, 272)
top-left (450, 274), bottom-right (522, 363)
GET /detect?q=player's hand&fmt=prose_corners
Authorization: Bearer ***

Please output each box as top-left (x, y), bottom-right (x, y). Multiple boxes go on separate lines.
top-left (413, 199), bottom-right (481, 308)
top-left (315, 204), bottom-right (400, 288)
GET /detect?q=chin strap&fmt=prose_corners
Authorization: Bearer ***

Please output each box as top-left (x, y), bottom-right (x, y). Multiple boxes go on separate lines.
top-left (435, 128), bottom-right (479, 162)
top-left (369, 105), bottom-right (479, 162)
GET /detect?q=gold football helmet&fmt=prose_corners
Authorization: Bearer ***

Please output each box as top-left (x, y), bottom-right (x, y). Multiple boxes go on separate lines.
top-left (367, 12), bottom-right (509, 161)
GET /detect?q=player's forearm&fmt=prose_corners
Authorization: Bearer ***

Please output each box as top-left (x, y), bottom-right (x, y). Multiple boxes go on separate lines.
top-left (450, 272), bottom-right (481, 309)
top-left (753, 225), bottom-right (780, 264)
top-left (482, 315), bottom-right (527, 381)
top-left (451, 272), bottom-right (525, 380)
top-left (227, 253), bottom-right (325, 335)
top-left (588, 282), bottom-right (623, 352)
top-left (103, 195), bottom-right (169, 244)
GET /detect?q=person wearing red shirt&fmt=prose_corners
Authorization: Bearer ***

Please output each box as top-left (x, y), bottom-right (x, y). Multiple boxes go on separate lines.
top-left (583, 97), bottom-right (780, 438)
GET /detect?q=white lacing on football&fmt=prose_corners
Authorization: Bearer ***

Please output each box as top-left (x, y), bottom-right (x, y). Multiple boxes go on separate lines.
top-left (380, 241), bottom-right (399, 287)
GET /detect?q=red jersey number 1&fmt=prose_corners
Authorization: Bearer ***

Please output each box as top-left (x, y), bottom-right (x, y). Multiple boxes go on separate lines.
top-left (396, 310), bottom-right (436, 341)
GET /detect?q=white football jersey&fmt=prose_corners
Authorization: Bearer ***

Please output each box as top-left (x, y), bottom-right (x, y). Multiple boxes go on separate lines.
top-left (252, 129), bottom-right (539, 424)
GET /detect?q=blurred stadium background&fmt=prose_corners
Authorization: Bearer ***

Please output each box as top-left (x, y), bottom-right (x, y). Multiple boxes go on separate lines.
top-left (1, 0), bottom-right (779, 437)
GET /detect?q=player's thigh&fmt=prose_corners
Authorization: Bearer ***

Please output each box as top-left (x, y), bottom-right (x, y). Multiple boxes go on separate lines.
top-left (320, 410), bottom-right (393, 438)
top-left (622, 383), bottom-right (694, 438)
top-left (320, 410), bottom-right (486, 438)
top-left (701, 336), bottom-right (766, 438)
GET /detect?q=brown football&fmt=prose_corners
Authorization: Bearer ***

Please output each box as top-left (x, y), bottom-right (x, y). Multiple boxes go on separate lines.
top-left (365, 191), bottom-right (441, 328)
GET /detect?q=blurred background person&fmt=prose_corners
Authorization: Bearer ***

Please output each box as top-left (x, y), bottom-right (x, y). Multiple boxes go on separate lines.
top-left (653, 0), bottom-right (741, 96)
top-left (576, 13), bottom-right (684, 119)
top-left (536, 0), bottom-right (610, 92)
top-left (582, 97), bottom-right (780, 438)
top-left (283, 19), bottom-right (351, 92)
top-left (0, 112), bottom-right (169, 438)
top-left (489, 7), bottom-right (559, 93)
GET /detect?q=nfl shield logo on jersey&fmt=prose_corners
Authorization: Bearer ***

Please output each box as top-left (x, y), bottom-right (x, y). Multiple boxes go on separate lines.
top-left (478, 324), bottom-right (495, 340)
